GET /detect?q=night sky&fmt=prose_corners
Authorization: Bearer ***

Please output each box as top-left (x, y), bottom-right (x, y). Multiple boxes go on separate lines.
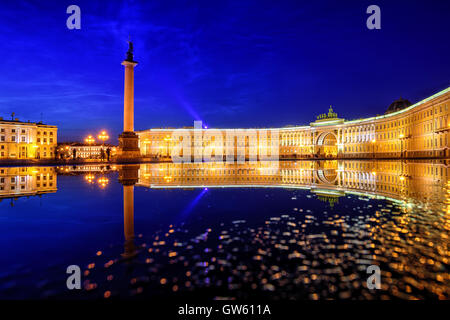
top-left (0, 0), bottom-right (449, 141)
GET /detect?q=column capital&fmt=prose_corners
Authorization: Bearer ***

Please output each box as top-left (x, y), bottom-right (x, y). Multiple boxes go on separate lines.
top-left (122, 60), bottom-right (138, 67)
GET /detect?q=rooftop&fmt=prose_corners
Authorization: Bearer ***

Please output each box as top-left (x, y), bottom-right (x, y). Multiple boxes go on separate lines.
top-left (0, 117), bottom-right (57, 127)
top-left (385, 97), bottom-right (412, 114)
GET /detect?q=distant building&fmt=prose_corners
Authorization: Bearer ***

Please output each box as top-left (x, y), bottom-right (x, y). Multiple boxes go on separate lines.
top-left (57, 143), bottom-right (117, 159)
top-left (0, 117), bottom-right (57, 160)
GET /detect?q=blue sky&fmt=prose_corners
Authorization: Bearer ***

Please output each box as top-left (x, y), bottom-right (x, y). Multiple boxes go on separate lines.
top-left (0, 0), bottom-right (449, 141)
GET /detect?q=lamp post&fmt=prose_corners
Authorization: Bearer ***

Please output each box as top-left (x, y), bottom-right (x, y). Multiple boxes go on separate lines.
top-left (98, 131), bottom-right (109, 161)
top-left (85, 135), bottom-right (95, 145)
top-left (371, 139), bottom-right (376, 159)
top-left (399, 134), bottom-right (404, 158)
top-left (164, 136), bottom-right (171, 158)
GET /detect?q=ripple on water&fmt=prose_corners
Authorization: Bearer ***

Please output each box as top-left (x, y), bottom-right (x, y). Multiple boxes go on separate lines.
top-left (60, 193), bottom-right (450, 300)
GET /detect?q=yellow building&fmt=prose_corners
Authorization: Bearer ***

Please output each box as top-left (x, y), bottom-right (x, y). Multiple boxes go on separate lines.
top-left (0, 166), bottom-right (57, 199)
top-left (0, 117), bottom-right (57, 160)
top-left (134, 160), bottom-right (448, 204)
top-left (137, 87), bottom-right (450, 159)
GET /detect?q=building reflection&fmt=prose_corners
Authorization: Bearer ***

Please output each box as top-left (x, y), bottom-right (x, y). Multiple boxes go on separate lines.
top-left (136, 160), bottom-right (449, 203)
top-left (56, 164), bottom-right (117, 175)
top-left (0, 166), bottom-right (57, 202)
top-left (1, 161), bottom-right (447, 206)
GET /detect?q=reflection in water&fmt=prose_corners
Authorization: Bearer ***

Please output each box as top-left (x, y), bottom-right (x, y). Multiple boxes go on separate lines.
top-left (1, 160), bottom-right (444, 203)
top-left (0, 160), bottom-right (448, 299)
top-left (119, 165), bottom-right (139, 259)
top-left (0, 167), bottom-right (57, 202)
top-left (134, 160), bottom-right (449, 206)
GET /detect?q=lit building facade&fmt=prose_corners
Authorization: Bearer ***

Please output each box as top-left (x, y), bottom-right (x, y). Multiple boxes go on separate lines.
top-left (137, 87), bottom-right (450, 159)
top-left (57, 143), bottom-right (117, 159)
top-left (0, 118), bottom-right (57, 160)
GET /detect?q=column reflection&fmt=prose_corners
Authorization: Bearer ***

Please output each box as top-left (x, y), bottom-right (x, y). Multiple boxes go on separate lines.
top-left (118, 165), bottom-right (140, 259)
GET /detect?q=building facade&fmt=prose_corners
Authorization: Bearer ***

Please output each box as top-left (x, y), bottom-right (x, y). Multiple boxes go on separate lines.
top-left (57, 143), bottom-right (117, 159)
top-left (0, 118), bottom-right (57, 160)
top-left (137, 87), bottom-right (450, 159)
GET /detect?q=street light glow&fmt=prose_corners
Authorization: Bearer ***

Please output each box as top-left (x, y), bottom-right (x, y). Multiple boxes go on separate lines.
top-left (85, 135), bottom-right (95, 144)
top-left (98, 131), bottom-right (109, 142)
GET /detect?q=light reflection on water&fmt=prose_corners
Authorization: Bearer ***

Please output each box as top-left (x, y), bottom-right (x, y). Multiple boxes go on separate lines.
top-left (0, 160), bottom-right (448, 299)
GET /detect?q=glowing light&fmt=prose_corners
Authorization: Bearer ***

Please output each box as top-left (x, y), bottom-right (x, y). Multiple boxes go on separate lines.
top-left (85, 135), bottom-right (95, 144)
top-left (98, 176), bottom-right (109, 188)
top-left (98, 131), bottom-right (109, 143)
top-left (85, 173), bottom-right (95, 184)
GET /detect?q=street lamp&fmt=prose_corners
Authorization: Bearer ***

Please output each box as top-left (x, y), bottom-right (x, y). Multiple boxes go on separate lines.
top-left (98, 131), bottom-right (109, 144)
top-left (85, 135), bottom-right (95, 145)
top-left (98, 131), bottom-right (109, 161)
top-left (399, 134), bottom-right (404, 158)
top-left (163, 135), bottom-right (171, 158)
top-left (371, 139), bottom-right (376, 159)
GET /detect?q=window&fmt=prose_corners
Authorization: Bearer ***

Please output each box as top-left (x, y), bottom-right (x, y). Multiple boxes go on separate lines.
top-left (11, 136), bottom-right (16, 142)
top-left (21, 136), bottom-right (26, 142)
top-left (21, 129), bottom-right (25, 134)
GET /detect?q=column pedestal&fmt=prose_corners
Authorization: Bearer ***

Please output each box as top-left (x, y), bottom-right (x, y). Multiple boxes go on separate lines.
top-left (118, 131), bottom-right (141, 160)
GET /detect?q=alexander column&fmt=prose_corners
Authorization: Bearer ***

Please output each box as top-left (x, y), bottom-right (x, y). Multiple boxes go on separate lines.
top-left (118, 40), bottom-right (140, 159)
